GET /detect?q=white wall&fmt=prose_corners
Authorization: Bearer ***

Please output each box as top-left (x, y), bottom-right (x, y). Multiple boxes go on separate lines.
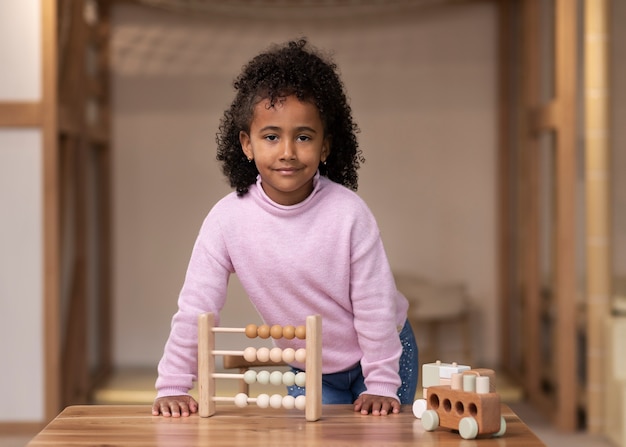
top-left (0, 0), bottom-right (44, 423)
top-left (111, 2), bottom-right (499, 368)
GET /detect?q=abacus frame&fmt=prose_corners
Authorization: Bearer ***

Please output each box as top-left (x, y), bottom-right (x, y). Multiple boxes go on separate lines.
top-left (197, 312), bottom-right (322, 421)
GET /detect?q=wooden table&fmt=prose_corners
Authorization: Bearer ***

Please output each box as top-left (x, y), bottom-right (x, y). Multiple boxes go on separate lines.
top-left (28, 404), bottom-right (546, 446)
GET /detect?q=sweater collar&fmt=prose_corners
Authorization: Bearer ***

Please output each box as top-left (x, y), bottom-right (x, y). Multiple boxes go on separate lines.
top-left (254, 171), bottom-right (322, 211)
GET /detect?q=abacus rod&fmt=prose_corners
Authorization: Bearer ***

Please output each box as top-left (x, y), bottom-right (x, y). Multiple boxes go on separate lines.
top-left (211, 327), bottom-right (246, 333)
top-left (212, 373), bottom-right (245, 380)
top-left (212, 396), bottom-right (236, 402)
top-left (212, 396), bottom-right (259, 403)
top-left (212, 349), bottom-right (245, 356)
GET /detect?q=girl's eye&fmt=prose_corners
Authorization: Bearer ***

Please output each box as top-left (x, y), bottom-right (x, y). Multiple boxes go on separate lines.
top-left (265, 135), bottom-right (278, 141)
top-left (297, 135), bottom-right (311, 142)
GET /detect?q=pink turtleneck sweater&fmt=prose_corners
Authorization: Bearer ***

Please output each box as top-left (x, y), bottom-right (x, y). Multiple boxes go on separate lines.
top-left (156, 173), bottom-right (409, 400)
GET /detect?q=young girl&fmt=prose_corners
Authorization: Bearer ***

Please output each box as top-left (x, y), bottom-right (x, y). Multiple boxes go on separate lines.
top-left (152, 38), bottom-right (418, 418)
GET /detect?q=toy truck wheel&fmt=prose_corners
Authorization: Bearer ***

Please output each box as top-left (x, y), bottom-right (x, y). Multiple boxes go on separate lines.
top-left (412, 399), bottom-right (427, 419)
top-left (493, 416), bottom-right (507, 437)
top-left (421, 410), bottom-right (439, 431)
top-left (459, 416), bottom-right (479, 440)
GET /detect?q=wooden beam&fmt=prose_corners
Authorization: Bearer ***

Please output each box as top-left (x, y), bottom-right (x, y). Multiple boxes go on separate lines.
top-left (528, 100), bottom-right (559, 134)
top-left (521, 0), bottom-right (544, 415)
top-left (496, 0), bottom-right (513, 375)
top-left (96, 0), bottom-right (114, 381)
top-left (42, 0), bottom-right (61, 422)
top-left (553, 0), bottom-right (578, 431)
top-left (0, 102), bottom-right (42, 127)
top-left (584, 0), bottom-right (611, 434)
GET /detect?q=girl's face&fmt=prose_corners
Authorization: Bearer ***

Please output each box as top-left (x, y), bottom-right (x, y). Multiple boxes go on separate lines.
top-left (240, 95), bottom-right (330, 206)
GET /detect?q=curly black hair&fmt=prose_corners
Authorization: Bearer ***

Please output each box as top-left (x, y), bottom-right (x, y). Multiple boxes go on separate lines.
top-left (216, 38), bottom-right (364, 196)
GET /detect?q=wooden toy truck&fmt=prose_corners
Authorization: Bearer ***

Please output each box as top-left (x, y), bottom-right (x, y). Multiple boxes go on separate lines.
top-left (413, 361), bottom-right (506, 440)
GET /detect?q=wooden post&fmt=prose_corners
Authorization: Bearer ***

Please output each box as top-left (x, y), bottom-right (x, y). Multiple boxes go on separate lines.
top-left (305, 315), bottom-right (322, 422)
top-left (520, 0), bottom-right (543, 411)
top-left (41, 0), bottom-right (60, 421)
top-left (584, 0), bottom-right (611, 434)
top-left (198, 312), bottom-right (216, 417)
top-left (519, 0), bottom-right (579, 430)
top-left (553, 0), bottom-right (578, 431)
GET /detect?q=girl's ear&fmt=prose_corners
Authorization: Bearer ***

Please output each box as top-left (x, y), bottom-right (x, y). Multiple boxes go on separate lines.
top-left (321, 136), bottom-right (331, 163)
top-left (239, 131), bottom-right (253, 160)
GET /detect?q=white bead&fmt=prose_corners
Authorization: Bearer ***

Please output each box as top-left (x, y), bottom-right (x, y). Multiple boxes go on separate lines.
top-left (294, 348), bottom-right (307, 363)
top-left (243, 370), bottom-right (257, 385)
top-left (295, 395), bottom-right (306, 410)
top-left (282, 371), bottom-right (296, 386)
top-left (281, 348), bottom-right (296, 363)
top-left (257, 347), bottom-right (270, 362)
top-left (234, 393), bottom-right (248, 408)
top-left (282, 395), bottom-right (295, 409)
top-left (256, 370), bottom-right (270, 385)
top-left (295, 372), bottom-right (306, 387)
top-left (256, 393), bottom-right (270, 408)
top-left (243, 347), bottom-right (257, 362)
top-left (270, 394), bottom-right (283, 409)
top-left (269, 371), bottom-right (283, 386)
top-left (270, 347), bottom-right (283, 363)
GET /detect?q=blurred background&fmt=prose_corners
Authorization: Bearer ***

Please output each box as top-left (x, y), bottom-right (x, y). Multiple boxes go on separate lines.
top-left (1, 0), bottom-right (624, 445)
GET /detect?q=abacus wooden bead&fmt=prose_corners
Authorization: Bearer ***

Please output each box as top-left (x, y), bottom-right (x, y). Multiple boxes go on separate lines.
top-left (270, 324), bottom-right (283, 339)
top-left (234, 393), bottom-right (249, 408)
top-left (257, 347), bottom-right (270, 362)
top-left (243, 347), bottom-right (257, 362)
top-left (282, 395), bottom-right (296, 410)
top-left (269, 347), bottom-right (283, 363)
top-left (282, 371), bottom-right (296, 386)
top-left (270, 371), bottom-right (283, 386)
top-left (256, 393), bottom-right (270, 408)
top-left (295, 395), bottom-right (306, 411)
top-left (257, 370), bottom-right (270, 385)
top-left (270, 394), bottom-right (283, 409)
top-left (243, 370), bottom-right (257, 385)
top-left (295, 371), bottom-right (306, 387)
top-left (282, 325), bottom-right (296, 339)
top-left (244, 324), bottom-right (258, 338)
top-left (282, 347), bottom-right (296, 363)
top-left (295, 348), bottom-right (307, 363)
top-left (257, 324), bottom-right (271, 339)
top-left (295, 325), bottom-right (306, 339)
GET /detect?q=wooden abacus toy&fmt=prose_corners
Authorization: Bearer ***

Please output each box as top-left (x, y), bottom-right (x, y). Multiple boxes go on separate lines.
top-left (197, 312), bottom-right (322, 422)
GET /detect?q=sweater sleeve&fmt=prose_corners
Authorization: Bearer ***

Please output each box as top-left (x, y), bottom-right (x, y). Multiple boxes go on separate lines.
top-left (155, 212), bottom-right (232, 398)
top-left (349, 205), bottom-right (405, 401)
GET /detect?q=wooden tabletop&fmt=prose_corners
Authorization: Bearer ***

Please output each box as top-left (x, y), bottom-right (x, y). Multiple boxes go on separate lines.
top-left (28, 404), bottom-right (546, 446)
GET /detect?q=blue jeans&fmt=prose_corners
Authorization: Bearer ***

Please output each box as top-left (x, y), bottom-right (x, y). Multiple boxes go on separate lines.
top-left (287, 320), bottom-right (419, 404)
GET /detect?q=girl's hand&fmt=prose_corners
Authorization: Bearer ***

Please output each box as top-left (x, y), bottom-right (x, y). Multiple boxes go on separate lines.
top-left (353, 393), bottom-right (401, 416)
top-left (152, 395), bottom-right (198, 417)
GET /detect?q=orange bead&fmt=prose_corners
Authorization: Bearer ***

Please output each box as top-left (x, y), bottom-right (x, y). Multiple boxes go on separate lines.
top-left (282, 325), bottom-right (296, 339)
top-left (245, 324), bottom-right (258, 338)
top-left (270, 324), bottom-right (283, 339)
top-left (257, 324), bottom-right (271, 339)
top-left (295, 325), bottom-right (306, 339)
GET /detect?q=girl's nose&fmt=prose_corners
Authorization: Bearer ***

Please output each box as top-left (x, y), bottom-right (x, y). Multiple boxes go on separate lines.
top-left (280, 141), bottom-right (296, 160)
